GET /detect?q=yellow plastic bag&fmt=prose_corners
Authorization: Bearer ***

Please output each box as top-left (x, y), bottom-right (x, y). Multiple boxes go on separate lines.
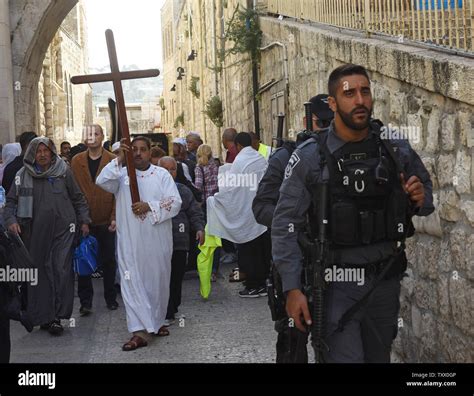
top-left (197, 227), bottom-right (222, 299)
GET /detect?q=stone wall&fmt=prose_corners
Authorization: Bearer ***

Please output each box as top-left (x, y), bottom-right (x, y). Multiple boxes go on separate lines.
top-left (257, 16), bottom-right (473, 363)
top-left (161, 0), bottom-right (254, 158)
top-left (164, 4), bottom-right (474, 362)
top-left (9, 0), bottom-right (78, 137)
top-left (37, 2), bottom-right (92, 146)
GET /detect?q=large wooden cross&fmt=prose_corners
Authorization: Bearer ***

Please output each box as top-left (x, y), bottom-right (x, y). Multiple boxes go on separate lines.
top-left (71, 29), bottom-right (160, 203)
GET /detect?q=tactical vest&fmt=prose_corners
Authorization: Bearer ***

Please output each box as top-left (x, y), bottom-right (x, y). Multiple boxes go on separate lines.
top-left (312, 130), bottom-right (413, 247)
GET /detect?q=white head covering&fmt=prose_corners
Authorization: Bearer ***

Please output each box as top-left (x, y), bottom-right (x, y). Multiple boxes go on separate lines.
top-left (2, 143), bottom-right (21, 165)
top-left (172, 137), bottom-right (187, 147)
top-left (0, 143), bottom-right (21, 183)
top-left (111, 142), bottom-right (121, 152)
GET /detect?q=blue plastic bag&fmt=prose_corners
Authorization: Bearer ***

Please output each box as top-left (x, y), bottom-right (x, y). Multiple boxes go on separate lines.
top-left (73, 235), bottom-right (98, 276)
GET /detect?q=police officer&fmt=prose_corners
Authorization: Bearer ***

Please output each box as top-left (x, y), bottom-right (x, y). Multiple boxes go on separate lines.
top-left (252, 95), bottom-right (334, 363)
top-left (271, 64), bottom-right (434, 363)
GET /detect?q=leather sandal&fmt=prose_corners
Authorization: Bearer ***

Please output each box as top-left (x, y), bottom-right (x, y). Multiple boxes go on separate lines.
top-left (122, 335), bottom-right (148, 351)
top-left (156, 326), bottom-right (170, 337)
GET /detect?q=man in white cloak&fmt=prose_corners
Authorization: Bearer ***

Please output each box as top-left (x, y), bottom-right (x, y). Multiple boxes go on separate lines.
top-left (207, 132), bottom-right (271, 298)
top-left (96, 136), bottom-right (181, 351)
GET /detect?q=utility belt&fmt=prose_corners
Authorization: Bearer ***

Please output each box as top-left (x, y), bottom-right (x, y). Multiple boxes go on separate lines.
top-left (331, 251), bottom-right (407, 280)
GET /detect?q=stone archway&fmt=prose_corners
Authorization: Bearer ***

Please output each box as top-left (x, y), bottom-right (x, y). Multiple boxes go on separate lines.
top-left (9, 0), bottom-right (78, 135)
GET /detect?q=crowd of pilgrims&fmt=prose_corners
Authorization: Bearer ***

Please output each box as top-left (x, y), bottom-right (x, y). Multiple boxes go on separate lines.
top-left (0, 125), bottom-right (275, 353)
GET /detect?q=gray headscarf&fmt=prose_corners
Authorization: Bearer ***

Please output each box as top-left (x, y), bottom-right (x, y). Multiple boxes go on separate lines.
top-left (15, 137), bottom-right (69, 219)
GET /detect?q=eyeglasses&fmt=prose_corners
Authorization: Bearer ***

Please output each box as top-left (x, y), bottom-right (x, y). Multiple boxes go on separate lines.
top-left (314, 118), bottom-right (331, 129)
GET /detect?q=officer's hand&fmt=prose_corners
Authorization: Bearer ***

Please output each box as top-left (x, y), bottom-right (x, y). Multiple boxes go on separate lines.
top-left (400, 173), bottom-right (425, 208)
top-left (286, 289), bottom-right (312, 332)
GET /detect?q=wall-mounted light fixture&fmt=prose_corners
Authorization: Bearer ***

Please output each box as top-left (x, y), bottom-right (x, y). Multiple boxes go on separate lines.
top-left (177, 67), bottom-right (185, 80)
top-left (187, 50), bottom-right (197, 61)
top-left (170, 84), bottom-right (176, 91)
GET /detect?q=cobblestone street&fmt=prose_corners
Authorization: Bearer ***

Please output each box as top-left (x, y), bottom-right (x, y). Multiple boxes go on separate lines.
top-left (10, 261), bottom-right (277, 363)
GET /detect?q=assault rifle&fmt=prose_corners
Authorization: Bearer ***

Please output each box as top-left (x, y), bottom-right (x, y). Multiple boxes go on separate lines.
top-left (302, 101), bottom-right (330, 363)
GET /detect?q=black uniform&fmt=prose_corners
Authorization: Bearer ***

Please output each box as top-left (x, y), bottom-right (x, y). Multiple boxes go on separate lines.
top-left (271, 122), bottom-right (434, 363)
top-left (253, 141), bottom-right (310, 363)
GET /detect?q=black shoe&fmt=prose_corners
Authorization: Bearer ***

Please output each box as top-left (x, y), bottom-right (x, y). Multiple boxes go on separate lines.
top-left (79, 306), bottom-right (92, 316)
top-left (256, 286), bottom-right (268, 297)
top-left (107, 301), bottom-right (119, 310)
top-left (238, 288), bottom-right (261, 298)
top-left (91, 270), bottom-right (103, 279)
top-left (19, 311), bottom-right (34, 333)
top-left (48, 320), bottom-right (63, 336)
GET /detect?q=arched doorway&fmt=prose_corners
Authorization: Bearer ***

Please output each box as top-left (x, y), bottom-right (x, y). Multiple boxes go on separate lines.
top-left (10, 0), bottom-right (78, 135)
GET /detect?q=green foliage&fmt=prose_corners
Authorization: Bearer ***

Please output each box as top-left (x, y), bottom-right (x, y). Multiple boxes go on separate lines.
top-left (174, 111), bottom-right (185, 128)
top-left (189, 76), bottom-right (200, 99)
top-left (159, 97), bottom-right (166, 111)
top-left (224, 5), bottom-right (263, 64)
top-left (203, 96), bottom-right (223, 128)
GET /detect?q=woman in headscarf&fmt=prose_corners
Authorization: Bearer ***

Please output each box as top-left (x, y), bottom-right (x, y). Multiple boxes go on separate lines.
top-left (0, 143), bottom-right (21, 184)
top-left (4, 137), bottom-right (91, 335)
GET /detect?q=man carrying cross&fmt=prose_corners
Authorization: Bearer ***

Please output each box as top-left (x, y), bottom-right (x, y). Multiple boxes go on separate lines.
top-left (96, 137), bottom-right (181, 350)
top-left (73, 29), bottom-right (180, 350)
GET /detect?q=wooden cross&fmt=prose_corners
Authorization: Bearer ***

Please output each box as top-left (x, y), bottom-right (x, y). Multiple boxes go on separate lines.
top-left (71, 29), bottom-right (160, 203)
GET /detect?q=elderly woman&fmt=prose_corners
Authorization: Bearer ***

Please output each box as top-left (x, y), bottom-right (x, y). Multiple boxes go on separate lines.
top-left (0, 143), bottom-right (21, 185)
top-left (4, 137), bottom-right (90, 335)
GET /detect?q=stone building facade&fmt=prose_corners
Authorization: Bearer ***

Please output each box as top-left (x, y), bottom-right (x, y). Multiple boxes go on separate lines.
top-left (1, 0), bottom-right (473, 363)
top-left (162, 0), bottom-right (474, 362)
top-left (93, 100), bottom-right (162, 139)
top-left (37, 1), bottom-right (92, 146)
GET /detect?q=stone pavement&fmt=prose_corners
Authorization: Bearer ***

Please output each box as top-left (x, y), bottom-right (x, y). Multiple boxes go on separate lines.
top-left (10, 261), bottom-right (278, 363)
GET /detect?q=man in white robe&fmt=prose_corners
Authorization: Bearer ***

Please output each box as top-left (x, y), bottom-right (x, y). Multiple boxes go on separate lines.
top-left (207, 132), bottom-right (271, 298)
top-left (96, 137), bottom-right (181, 351)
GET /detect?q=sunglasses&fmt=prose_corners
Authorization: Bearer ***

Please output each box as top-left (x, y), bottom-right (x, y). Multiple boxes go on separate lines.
top-left (313, 118), bottom-right (331, 129)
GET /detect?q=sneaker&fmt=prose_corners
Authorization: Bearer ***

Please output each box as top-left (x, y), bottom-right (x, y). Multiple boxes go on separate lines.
top-left (257, 286), bottom-right (268, 297)
top-left (175, 313), bottom-right (186, 320)
top-left (91, 270), bottom-right (103, 279)
top-left (79, 306), bottom-right (92, 316)
top-left (220, 253), bottom-right (237, 265)
top-left (164, 319), bottom-right (175, 327)
top-left (238, 288), bottom-right (261, 298)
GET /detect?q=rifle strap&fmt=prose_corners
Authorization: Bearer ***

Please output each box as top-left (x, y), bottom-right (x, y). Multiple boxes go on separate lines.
top-left (334, 247), bottom-right (404, 334)
top-left (370, 121), bottom-right (407, 178)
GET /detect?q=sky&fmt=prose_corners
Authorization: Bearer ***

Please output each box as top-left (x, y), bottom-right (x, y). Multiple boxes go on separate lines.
top-left (83, 0), bottom-right (166, 70)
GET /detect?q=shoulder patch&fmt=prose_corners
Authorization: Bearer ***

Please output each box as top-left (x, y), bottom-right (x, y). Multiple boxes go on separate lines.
top-left (284, 152), bottom-right (300, 179)
top-left (297, 137), bottom-right (317, 149)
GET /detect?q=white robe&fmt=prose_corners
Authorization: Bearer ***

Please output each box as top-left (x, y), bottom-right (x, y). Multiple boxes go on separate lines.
top-left (207, 146), bottom-right (267, 244)
top-left (96, 159), bottom-right (182, 333)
